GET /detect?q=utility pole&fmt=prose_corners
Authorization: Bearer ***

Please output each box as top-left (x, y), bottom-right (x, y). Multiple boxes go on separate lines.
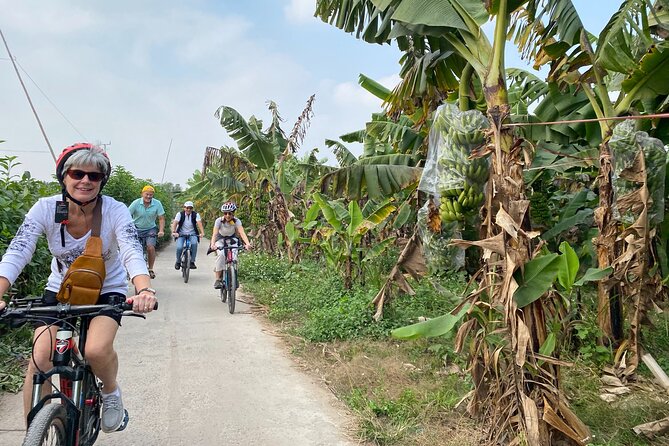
top-left (161, 138), bottom-right (172, 183)
top-left (0, 27), bottom-right (56, 161)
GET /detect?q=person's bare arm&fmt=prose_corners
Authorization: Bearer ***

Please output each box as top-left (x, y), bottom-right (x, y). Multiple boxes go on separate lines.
top-left (237, 225), bottom-right (252, 250)
top-left (158, 215), bottom-right (165, 237)
top-left (210, 220), bottom-right (219, 249)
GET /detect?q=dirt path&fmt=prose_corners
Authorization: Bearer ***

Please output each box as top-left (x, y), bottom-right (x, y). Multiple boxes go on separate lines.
top-left (0, 239), bottom-right (359, 445)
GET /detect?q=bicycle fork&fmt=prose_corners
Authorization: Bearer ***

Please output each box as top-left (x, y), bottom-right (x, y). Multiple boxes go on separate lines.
top-left (29, 327), bottom-right (87, 442)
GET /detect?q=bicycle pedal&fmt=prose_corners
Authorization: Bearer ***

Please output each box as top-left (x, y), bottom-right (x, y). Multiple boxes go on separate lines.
top-left (116, 409), bottom-right (130, 432)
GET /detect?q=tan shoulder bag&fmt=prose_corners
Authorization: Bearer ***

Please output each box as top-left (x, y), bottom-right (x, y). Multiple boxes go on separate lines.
top-left (57, 198), bottom-right (107, 305)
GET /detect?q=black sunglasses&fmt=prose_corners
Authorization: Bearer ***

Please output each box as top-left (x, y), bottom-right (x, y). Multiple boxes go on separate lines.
top-left (222, 212), bottom-right (233, 216)
top-left (67, 169), bottom-right (105, 182)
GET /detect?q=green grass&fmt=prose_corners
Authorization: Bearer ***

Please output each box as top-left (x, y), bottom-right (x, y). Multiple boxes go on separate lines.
top-left (240, 252), bottom-right (669, 446)
top-left (0, 325), bottom-right (32, 393)
top-left (564, 362), bottom-right (669, 445)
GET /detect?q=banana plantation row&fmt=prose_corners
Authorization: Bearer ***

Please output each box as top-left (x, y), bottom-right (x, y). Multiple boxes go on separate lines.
top-left (184, 2), bottom-right (669, 445)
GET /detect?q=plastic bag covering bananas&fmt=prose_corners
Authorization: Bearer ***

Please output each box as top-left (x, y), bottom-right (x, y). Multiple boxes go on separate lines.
top-left (433, 103), bottom-right (489, 223)
top-left (610, 120), bottom-right (667, 226)
top-left (417, 202), bottom-right (465, 272)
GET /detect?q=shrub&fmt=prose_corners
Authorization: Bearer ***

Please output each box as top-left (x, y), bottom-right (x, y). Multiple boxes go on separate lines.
top-left (240, 252), bottom-right (468, 343)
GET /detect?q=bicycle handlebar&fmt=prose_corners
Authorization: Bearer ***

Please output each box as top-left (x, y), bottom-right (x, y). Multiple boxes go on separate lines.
top-left (0, 299), bottom-right (158, 321)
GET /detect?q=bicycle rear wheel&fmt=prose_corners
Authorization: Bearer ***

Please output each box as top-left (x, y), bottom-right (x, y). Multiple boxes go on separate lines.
top-left (227, 266), bottom-right (236, 314)
top-left (182, 249), bottom-right (190, 283)
top-left (22, 403), bottom-right (68, 446)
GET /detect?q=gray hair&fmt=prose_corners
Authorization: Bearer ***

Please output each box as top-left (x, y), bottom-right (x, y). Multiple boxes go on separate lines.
top-left (62, 145), bottom-right (110, 176)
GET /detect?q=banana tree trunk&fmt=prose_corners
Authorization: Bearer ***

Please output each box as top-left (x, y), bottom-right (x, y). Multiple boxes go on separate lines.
top-left (594, 141), bottom-right (617, 341)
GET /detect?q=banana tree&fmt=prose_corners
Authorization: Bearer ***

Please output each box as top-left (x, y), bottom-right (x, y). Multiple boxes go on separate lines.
top-left (311, 192), bottom-right (396, 288)
top-left (316, 0), bottom-right (600, 443)
top-left (321, 75), bottom-right (426, 202)
top-left (515, 0), bottom-right (668, 366)
top-left (213, 97), bottom-right (317, 254)
top-left (185, 146), bottom-right (263, 236)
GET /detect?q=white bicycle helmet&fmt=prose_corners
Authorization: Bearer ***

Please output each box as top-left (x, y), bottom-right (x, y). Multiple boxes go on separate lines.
top-left (221, 202), bottom-right (237, 212)
top-left (183, 201), bottom-right (194, 208)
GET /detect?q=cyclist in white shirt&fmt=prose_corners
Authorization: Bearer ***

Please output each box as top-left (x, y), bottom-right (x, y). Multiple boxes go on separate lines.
top-left (170, 201), bottom-right (205, 270)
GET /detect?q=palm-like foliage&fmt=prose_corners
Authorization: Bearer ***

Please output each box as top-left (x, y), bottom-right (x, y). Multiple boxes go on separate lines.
top-left (316, 1), bottom-right (603, 444)
top-left (209, 99), bottom-right (322, 254)
top-left (320, 75), bottom-right (426, 201)
top-left (316, 1), bottom-right (469, 118)
top-left (187, 146), bottom-right (254, 223)
top-left (515, 1), bottom-right (668, 356)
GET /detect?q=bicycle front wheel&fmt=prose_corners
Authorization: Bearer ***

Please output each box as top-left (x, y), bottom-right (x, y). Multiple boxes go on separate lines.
top-left (182, 250), bottom-right (190, 283)
top-left (79, 368), bottom-right (101, 446)
top-left (227, 266), bottom-right (236, 314)
top-left (22, 404), bottom-right (68, 446)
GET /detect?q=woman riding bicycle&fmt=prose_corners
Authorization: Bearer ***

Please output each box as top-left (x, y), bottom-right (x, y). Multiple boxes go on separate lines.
top-left (0, 143), bottom-right (156, 434)
top-left (210, 202), bottom-right (252, 289)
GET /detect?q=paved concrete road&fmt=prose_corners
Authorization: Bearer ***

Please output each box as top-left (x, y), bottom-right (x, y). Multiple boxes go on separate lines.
top-left (0, 239), bottom-right (359, 445)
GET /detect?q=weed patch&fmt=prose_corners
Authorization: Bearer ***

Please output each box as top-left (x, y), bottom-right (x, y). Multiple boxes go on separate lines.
top-left (0, 326), bottom-right (32, 393)
top-left (242, 252), bottom-right (669, 445)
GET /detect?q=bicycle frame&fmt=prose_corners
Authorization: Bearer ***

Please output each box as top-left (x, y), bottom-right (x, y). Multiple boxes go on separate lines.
top-left (180, 236), bottom-right (192, 259)
top-left (216, 237), bottom-right (241, 313)
top-left (137, 229), bottom-right (156, 264)
top-left (217, 237), bottom-right (240, 285)
top-left (178, 235), bottom-right (194, 283)
top-left (28, 315), bottom-right (97, 445)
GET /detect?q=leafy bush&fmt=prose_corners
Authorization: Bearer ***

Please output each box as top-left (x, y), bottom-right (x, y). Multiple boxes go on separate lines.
top-left (0, 326), bottom-right (32, 392)
top-left (0, 157), bottom-right (56, 297)
top-left (241, 252), bottom-right (467, 343)
top-left (0, 156), bottom-right (57, 390)
top-left (299, 287), bottom-right (384, 341)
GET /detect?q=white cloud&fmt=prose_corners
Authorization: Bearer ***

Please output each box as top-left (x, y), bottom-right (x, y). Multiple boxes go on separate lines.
top-left (283, 0), bottom-right (317, 24)
top-left (0, 0), bottom-right (404, 184)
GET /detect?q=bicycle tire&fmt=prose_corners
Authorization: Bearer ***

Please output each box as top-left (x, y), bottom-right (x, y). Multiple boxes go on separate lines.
top-left (79, 368), bottom-right (101, 446)
top-left (22, 403), bottom-right (68, 446)
top-left (182, 249), bottom-right (190, 283)
top-left (220, 278), bottom-right (227, 303)
top-left (227, 266), bottom-right (236, 314)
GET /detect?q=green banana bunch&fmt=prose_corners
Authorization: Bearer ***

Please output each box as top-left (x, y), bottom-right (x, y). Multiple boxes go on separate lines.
top-left (433, 103), bottom-right (490, 228)
top-left (439, 197), bottom-right (464, 222)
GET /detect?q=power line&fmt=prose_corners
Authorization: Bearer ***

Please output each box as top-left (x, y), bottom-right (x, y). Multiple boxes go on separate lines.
top-left (0, 27), bottom-right (56, 161)
top-left (0, 149), bottom-right (50, 153)
top-left (14, 59), bottom-right (87, 141)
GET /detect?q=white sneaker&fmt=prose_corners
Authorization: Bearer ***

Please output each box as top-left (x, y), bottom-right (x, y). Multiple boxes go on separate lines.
top-left (101, 386), bottom-right (125, 433)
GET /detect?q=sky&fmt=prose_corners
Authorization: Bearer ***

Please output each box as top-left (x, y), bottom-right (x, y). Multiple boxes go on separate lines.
top-left (0, 0), bottom-right (618, 187)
